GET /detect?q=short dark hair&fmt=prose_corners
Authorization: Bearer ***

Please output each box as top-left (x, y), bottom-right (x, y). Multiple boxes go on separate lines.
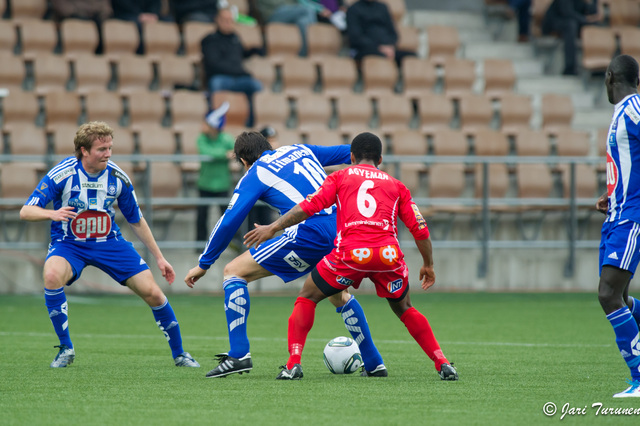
top-left (351, 132), bottom-right (382, 163)
top-left (610, 54), bottom-right (640, 86)
top-left (234, 131), bottom-right (273, 165)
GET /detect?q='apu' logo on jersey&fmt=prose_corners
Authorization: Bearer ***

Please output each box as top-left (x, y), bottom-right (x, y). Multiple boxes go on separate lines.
top-left (336, 275), bottom-right (354, 286)
top-left (386, 278), bottom-right (403, 293)
top-left (70, 210), bottom-right (112, 239)
top-left (606, 152), bottom-right (618, 197)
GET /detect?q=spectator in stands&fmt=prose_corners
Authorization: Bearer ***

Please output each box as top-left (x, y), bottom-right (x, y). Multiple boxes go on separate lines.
top-left (169, 0), bottom-right (217, 25)
top-left (202, 7), bottom-right (263, 127)
top-left (346, 0), bottom-right (415, 68)
top-left (542, 0), bottom-right (601, 75)
top-left (111, 0), bottom-right (169, 54)
top-left (509, 0), bottom-right (532, 43)
top-left (50, 0), bottom-right (112, 54)
top-left (314, 0), bottom-right (347, 32)
top-left (254, 0), bottom-right (317, 57)
top-left (196, 102), bottom-right (236, 245)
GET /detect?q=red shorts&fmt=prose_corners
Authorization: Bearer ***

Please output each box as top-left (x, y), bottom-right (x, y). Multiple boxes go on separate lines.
top-left (313, 244), bottom-right (409, 300)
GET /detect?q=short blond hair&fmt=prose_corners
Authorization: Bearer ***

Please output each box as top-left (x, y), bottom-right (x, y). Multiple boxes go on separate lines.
top-left (74, 121), bottom-right (114, 160)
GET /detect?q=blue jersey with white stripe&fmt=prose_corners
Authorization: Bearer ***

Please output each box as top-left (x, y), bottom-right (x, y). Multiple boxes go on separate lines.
top-left (24, 157), bottom-right (142, 243)
top-left (199, 144), bottom-right (351, 269)
top-left (605, 93), bottom-right (640, 223)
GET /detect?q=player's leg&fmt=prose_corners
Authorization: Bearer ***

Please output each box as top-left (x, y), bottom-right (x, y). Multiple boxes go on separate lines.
top-left (623, 283), bottom-right (640, 327)
top-left (599, 266), bottom-right (640, 396)
top-left (43, 255), bottom-right (76, 368)
top-left (205, 250), bottom-right (272, 378)
top-left (387, 289), bottom-right (457, 380)
top-left (277, 272), bottom-right (329, 380)
top-left (598, 221), bottom-right (640, 396)
top-left (126, 270), bottom-right (199, 367)
top-left (328, 289), bottom-right (386, 376)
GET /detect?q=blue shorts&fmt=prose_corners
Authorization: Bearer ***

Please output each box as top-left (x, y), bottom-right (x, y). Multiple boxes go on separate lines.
top-left (249, 215), bottom-right (336, 282)
top-left (599, 219), bottom-right (640, 276)
top-left (46, 238), bottom-right (150, 286)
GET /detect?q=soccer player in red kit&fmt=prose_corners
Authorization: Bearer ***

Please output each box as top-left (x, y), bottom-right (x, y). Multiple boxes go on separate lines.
top-left (244, 131), bottom-right (458, 380)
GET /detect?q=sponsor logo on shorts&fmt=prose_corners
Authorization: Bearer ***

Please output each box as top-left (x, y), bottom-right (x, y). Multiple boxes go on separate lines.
top-left (387, 278), bottom-right (403, 294)
top-left (70, 210), bottom-right (112, 239)
top-left (322, 257), bottom-right (337, 272)
top-left (336, 275), bottom-right (354, 286)
top-left (68, 198), bottom-right (86, 209)
top-left (379, 245), bottom-right (398, 266)
top-left (284, 250), bottom-right (310, 272)
top-left (350, 248), bottom-right (372, 264)
top-left (52, 167), bottom-right (76, 184)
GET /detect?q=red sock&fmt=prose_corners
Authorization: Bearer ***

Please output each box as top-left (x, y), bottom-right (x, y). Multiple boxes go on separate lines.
top-left (287, 297), bottom-right (316, 369)
top-left (400, 307), bottom-right (449, 371)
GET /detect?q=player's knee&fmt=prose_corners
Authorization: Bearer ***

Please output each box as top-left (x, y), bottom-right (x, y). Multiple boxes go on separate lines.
top-left (43, 269), bottom-right (66, 289)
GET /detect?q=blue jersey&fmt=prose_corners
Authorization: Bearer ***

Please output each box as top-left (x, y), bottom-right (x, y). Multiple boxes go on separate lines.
top-left (25, 157), bottom-right (142, 243)
top-left (605, 93), bottom-right (640, 223)
top-left (199, 144), bottom-right (351, 269)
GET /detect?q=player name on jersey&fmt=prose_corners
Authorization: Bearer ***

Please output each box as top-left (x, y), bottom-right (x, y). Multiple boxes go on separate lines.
top-left (348, 167), bottom-right (389, 180)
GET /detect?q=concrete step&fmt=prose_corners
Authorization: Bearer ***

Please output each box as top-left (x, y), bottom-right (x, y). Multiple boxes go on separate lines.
top-left (463, 41), bottom-right (535, 61)
top-left (573, 108), bottom-right (615, 132)
top-left (410, 10), bottom-right (486, 30)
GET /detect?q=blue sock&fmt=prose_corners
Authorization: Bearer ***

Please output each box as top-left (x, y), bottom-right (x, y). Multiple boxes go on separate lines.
top-left (44, 288), bottom-right (73, 349)
top-left (152, 298), bottom-right (184, 359)
top-left (224, 278), bottom-right (250, 358)
top-left (629, 297), bottom-right (640, 326)
top-left (337, 296), bottom-right (384, 371)
top-left (607, 307), bottom-right (640, 381)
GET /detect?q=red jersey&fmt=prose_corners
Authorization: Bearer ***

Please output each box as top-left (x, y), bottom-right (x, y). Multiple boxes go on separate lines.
top-left (299, 163), bottom-right (430, 252)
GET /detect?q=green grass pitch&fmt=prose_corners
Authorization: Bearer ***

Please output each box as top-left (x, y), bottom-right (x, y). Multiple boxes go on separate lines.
top-left (1, 292), bottom-right (640, 425)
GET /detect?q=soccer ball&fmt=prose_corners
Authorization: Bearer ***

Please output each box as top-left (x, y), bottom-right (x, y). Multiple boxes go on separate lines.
top-left (322, 336), bottom-right (363, 374)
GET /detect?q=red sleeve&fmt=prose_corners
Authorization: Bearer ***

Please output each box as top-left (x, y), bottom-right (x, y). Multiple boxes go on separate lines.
top-left (299, 170), bottom-right (340, 216)
top-left (397, 181), bottom-right (430, 240)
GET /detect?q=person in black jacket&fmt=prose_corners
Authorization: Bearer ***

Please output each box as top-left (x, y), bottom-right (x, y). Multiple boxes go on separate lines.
top-left (201, 8), bottom-right (263, 127)
top-left (542, 0), bottom-right (601, 75)
top-left (346, 0), bottom-right (415, 68)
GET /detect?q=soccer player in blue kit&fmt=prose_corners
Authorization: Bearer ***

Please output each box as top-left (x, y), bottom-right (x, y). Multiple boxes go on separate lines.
top-left (20, 122), bottom-right (199, 368)
top-left (596, 55), bottom-right (640, 397)
top-left (184, 131), bottom-right (386, 378)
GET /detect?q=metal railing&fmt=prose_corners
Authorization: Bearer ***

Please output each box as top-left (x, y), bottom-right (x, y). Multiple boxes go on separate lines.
top-left (0, 153), bottom-right (605, 277)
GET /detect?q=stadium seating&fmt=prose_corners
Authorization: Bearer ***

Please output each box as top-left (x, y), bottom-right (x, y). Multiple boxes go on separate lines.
top-left (388, 129), bottom-right (428, 194)
top-left (281, 56), bottom-right (317, 97)
top-left (382, 0), bottom-right (407, 25)
top-left (307, 23), bottom-right (343, 61)
top-left (295, 93), bottom-right (332, 133)
top-left (483, 58), bottom-right (516, 99)
top-left (157, 55), bottom-right (196, 91)
top-left (424, 163), bottom-right (468, 213)
top-left (3, 123), bottom-right (47, 155)
top-left (136, 125), bottom-right (177, 155)
top-left (142, 20), bottom-right (181, 60)
top-left (418, 93), bottom-right (454, 134)
top-left (114, 55), bottom-right (154, 94)
top-left (102, 20), bottom-right (139, 59)
top-left (554, 129), bottom-right (591, 157)
top-left (443, 57), bottom-right (476, 99)
top-left (17, 19), bottom-right (57, 59)
top-left (43, 91), bottom-right (81, 127)
top-left (210, 90), bottom-right (249, 132)
top-left (499, 94), bottom-right (533, 135)
top-left (305, 129), bottom-right (344, 146)
top-left (430, 128), bottom-right (469, 156)
top-left (235, 22), bottom-right (263, 51)
top-left (84, 90), bottom-right (124, 125)
top-left (318, 56), bottom-right (358, 98)
top-left (397, 25), bottom-right (420, 54)
top-left (335, 93), bottom-right (373, 136)
top-left (71, 54), bottom-right (111, 93)
top-left (515, 163), bottom-right (554, 199)
top-left (618, 26), bottom-right (640, 59)
top-left (0, 162), bottom-right (42, 200)
top-left (474, 163), bottom-right (510, 198)
top-left (183, 21), bottom-right (215, 63)
top-left (559, 163), bottom-right (598, 198)
top-left (244, 56), bottom-right (276, 92)
top-left (513, 129), bottom-right (550, 156)
top-left (1, 91), bottom-right (39, 128)
top-left (541, 94), bottom-right (574, 134)
top-left (458, 94), bottom-right (494, 134)
top-left (472, 128), bottom-right (510, 156)
top-left (253, 91), bottom-right (291, 130)
top-left (402, 57), bottom-right (437, 100)
top-left (0, 51), bottom-right (24, 92)
top-left (580, 26), bottom-right (616, 74)
top-left (376, 93), bottom-right (413, 133)
top-left (265, 23), bottom-right (301, 64)
top-left (361, 56), bottom-right (398, 96)
top-left (126, 91), bottom-right (166, 130)
top-left (32, 54), bottom-right (70, 94)
top-left (10, 0), bottom-right (47, 22)
top-left (0, 20), bottom-right (15, 53)
top-left (426, 25), bottom-right (460, 65)
top-left (171, 90), bottom-right (208, 132)
top-left (60, 19), bottom-right (99, 59)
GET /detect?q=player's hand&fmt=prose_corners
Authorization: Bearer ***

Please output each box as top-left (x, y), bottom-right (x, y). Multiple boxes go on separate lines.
top-left (184, 266), bottom-right (206, 288)
top-left (244, 223), bottom-right (276, 249)
top-left (51, 206), bottom-right (77, 222)
top-left (419, 265), bottom-right (435, 290)
top-left (157, 258), bottom-right (175, 284)
top-left (596, 193), bottom-right (608, 214)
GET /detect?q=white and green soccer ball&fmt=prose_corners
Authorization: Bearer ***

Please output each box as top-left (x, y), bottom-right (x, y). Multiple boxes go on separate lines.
top-left (323, 336), bottom-right (363, 374)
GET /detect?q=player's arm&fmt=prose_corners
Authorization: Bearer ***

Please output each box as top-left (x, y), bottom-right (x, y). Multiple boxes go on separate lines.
top-left (20, 205), bottom-right (77, 222)
top-left (128, 217), bottom-right (175, 285)
top-left (306, 144), bottom-right (351, 167)
top-left (596, 191), bottom-right (608, 214)
top-left (243, 204), bottom-right (311, 248)
top-left (415, 237), bottom-right (435, 290)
